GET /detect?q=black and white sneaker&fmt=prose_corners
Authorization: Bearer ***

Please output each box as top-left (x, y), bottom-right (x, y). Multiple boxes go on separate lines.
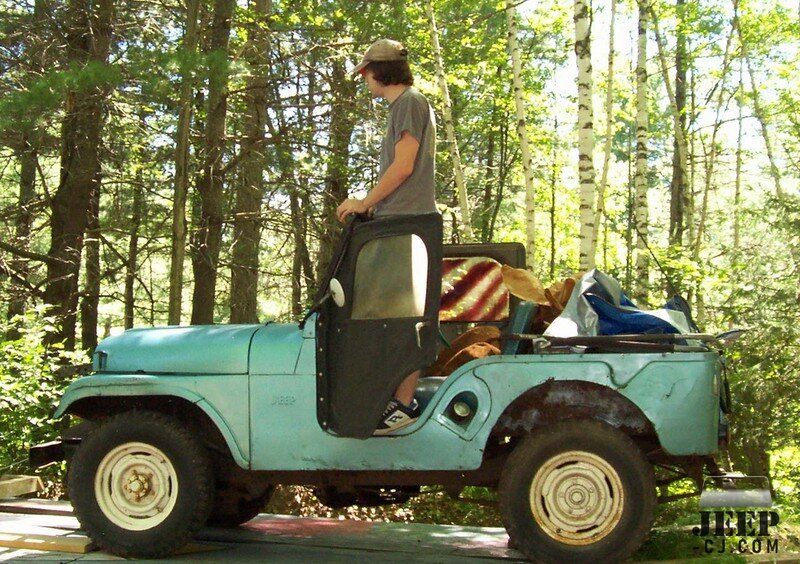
top-left (374, 398), bottom-right (420, 435)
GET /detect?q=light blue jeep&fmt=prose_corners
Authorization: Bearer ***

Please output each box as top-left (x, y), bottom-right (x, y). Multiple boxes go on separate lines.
top-left (32, 214), bottom-right (728, 563)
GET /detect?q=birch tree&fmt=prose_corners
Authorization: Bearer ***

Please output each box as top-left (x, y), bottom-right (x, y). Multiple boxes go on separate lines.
top-left (574, 0), bottom-right (596, 272)
top-left (589, 0), bottom-right (617, 269)
top-left (739, 25), bottom-right (784, 199)
top-left (634, 0), bottom-right (650, 303)
top-left (506, 1), bottom-right (537, 269)
top-left (693, 13), bottom-right (736, 263)
top-left (426, 0), bottom-right (473, 240)
top-left (734, 51), bottom-right (744, 257)
top-left (167, 0), bottom-right (199, 325)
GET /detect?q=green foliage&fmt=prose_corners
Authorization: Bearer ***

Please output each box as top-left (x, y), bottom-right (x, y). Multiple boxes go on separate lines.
top-left (265, 485), bottom-right (501, 526)
top-left (0, 62), bottom-right (123, 131)
top-left (0, 308), bottom-right (88, 491)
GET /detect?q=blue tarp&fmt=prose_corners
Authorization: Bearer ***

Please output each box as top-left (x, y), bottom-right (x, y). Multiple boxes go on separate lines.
top-left (544, 270), bottom-right (693, 337)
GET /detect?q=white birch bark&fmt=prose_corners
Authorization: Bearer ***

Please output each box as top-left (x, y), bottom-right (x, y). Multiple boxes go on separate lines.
top-left (734, 53), bottom-right (744, 254)
top-left (168, 0), bottom-right (199, 325)
top-left (426, 0), bottom-right (473, 240)
top-left (739, 26), bottom-right (783, 198)
top-left (589, 0), bottom-right (617, 268)
top-left (506, 2), bottom-right (537, 269)
top-left (693, 16), bottom-right (735, 261)
top-left (634, 0), bottom-right (650, 303)
top-left (575, 0), bottom-right (596, 272)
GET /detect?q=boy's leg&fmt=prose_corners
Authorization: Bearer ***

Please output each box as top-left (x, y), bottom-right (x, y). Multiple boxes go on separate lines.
top-left (394, 369), bottom-right (421, 406)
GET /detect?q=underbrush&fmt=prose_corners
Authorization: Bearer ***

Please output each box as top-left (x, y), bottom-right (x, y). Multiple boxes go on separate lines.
top-left (0, 310), bottom-right (85, 495)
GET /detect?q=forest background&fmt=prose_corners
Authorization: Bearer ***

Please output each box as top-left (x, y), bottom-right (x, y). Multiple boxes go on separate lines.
top-left (1, 0), bottom-right (799, 557)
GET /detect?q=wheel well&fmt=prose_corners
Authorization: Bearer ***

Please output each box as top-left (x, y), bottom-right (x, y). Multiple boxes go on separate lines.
top-left (490, 379), bottom-right (658, 443)
top-left (65, 396), bottom-right (230, 455)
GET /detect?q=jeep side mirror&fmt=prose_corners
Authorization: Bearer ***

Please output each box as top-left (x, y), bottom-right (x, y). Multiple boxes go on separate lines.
top-left (330, 278), bottom-right (345, 307)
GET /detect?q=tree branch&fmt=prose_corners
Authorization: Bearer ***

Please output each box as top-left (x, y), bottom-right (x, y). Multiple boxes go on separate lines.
top-left (0, 239), bottom-right (58, 265)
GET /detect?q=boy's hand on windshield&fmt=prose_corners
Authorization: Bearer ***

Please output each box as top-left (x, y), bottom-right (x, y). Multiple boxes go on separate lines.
top-left (337, 198), bottom-right (368, 222)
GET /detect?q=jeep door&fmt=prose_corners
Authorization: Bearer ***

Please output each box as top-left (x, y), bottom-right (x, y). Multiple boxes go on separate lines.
top-left (316, 213), bottom-right (442, 439)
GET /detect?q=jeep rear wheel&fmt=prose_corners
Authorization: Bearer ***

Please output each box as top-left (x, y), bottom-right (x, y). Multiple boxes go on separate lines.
top-left (68, 411), bottom-right (214, 558)
top-left (498, 420), bottom-right (655, 563)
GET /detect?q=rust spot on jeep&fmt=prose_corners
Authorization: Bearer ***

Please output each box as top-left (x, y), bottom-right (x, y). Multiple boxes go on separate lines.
top-left (492, 379), bottom-right (656, 438)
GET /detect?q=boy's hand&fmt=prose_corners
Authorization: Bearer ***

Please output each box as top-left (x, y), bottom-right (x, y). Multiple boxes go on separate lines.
top-left (336, 198), bottom-right (369, 222)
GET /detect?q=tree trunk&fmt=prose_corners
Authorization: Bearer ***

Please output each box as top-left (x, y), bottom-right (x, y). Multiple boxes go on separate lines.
top-left (478, 110), bottom-right (496, 243)
top-left (7, 0), bottom-right (48, 338)
top-left (669, 0), bottom-right (688, 246)
top-left (589, 0), bottom-right (616, 268)
top-left (653, 12), bottom-right (689, 252)
top-left (168, 0), bottom-right (200, 325)
top-left (230, 0), bottom-right (271, 324)
top-left (506, 1), bottom-right (537, 267)
top-left (550, 116), bottom-right (559, 280)
top-left (316, 59), bottom-right (357, 280)
top-left (79, 170), bottom-right (100, 351)
top-left (734, 50), bottom-right (744, 258)
top-left (633, 0), bottom-right (649, 304)
top-left (487, 114), bottom-right (510, 246)
top-left (575, 0), bottom-right (596, 272)
top-left (426, 0), bottom-right (473, 241)
top-left (190, 0), bottom-right (234, 325)
top-left (124, 171), bottom-right (145, 329)
top-left (44, 0), bottom-right (114, 349)
top-left (693, 14), bottom-right (736, 264)
top-left (739, 26), bottom-right (783, 199)
top-left (6, 136), bottom-right (37, 336)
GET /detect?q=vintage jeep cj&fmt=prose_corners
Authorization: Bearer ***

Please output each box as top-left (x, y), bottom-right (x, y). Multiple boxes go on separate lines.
top-left (31, 214), bottom-right (732, 563)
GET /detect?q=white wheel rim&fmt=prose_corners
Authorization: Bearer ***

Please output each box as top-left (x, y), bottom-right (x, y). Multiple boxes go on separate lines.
top-left (530, 450), bottom-right (624, 545)
top-left (94, 442), bottom-right (178, 531)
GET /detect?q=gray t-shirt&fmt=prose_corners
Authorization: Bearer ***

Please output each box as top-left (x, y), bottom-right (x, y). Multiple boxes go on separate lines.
top-left (373, 87), bottom-right (437, 216)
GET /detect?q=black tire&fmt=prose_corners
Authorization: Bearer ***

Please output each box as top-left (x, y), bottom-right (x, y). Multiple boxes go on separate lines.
top-left (68, 410), bottom-right (214, 558)
top-left (498, 420), bottom-right (656, 564)
top-left (207, 484), bottom-right (274, 527)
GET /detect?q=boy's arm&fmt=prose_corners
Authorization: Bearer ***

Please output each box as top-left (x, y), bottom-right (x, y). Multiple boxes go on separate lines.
top-left (337, 131), bottom-right (420, 222)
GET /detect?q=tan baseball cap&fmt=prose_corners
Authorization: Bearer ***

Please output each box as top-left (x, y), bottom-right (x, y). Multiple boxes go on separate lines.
top-left (351, 39), bottom-right (408, 76)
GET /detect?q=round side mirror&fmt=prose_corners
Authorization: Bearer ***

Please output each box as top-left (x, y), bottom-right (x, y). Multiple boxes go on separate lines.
top-left (330, 278), bottom-right (345, 307)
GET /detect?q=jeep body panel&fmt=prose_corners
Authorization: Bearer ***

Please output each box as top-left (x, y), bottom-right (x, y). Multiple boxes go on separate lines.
top-left (94, 324), bottom-right (261, 374)
top-left (249, 368), bottom-right (491, 470)
top-left (249, 335), bottom-right (720, 470)
top-left (53, 373), bottom-right (251, 467)
top-left (56, 321), bottom-right (721, 471)
top-left (55, 322), bottom-right (315, 468)
top-left (249, 322), bottom-right (309, 374)
top-left (472, 351), bottom-right (721, 455)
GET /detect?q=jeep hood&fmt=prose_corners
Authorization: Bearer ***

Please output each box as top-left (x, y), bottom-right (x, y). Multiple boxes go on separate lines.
top-left (94, 324), bottom-right (264, 375)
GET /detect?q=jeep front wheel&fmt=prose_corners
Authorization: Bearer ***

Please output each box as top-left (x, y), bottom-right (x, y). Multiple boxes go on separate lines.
top-left (498, 420), bottom-right (655, 563)
top-left (68, 410), bottom-right (214, 558)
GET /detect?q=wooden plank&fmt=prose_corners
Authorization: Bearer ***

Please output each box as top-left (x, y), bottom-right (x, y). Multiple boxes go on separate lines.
top-left (0, 498), bottom-right (74, 516)
top-left (0, 531), bottom-right (94, 554)
top-left (0, 476), bottom-right (43, 499)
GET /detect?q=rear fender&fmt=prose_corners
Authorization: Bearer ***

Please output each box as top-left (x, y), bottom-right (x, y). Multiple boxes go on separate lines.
top-left (491, 379), bottom-right (655, 437)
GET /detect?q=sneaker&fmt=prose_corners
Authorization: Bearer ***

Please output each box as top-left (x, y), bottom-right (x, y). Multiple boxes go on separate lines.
top-left (374, 398), bottom-right (420, 435)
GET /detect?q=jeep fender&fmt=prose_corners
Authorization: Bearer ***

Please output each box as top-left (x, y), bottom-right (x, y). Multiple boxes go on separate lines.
top-left (470, 352), bottom-right (720, 456)
top-left (54, 374), bottom-right (249, 468)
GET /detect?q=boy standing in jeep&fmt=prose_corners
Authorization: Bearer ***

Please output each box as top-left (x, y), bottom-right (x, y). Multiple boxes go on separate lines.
top-left (336, 38), bottom-right (438, 434)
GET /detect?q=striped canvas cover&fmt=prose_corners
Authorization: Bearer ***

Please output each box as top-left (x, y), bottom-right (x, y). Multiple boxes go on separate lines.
top-left (440, 257), bottom-right (509, 322)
